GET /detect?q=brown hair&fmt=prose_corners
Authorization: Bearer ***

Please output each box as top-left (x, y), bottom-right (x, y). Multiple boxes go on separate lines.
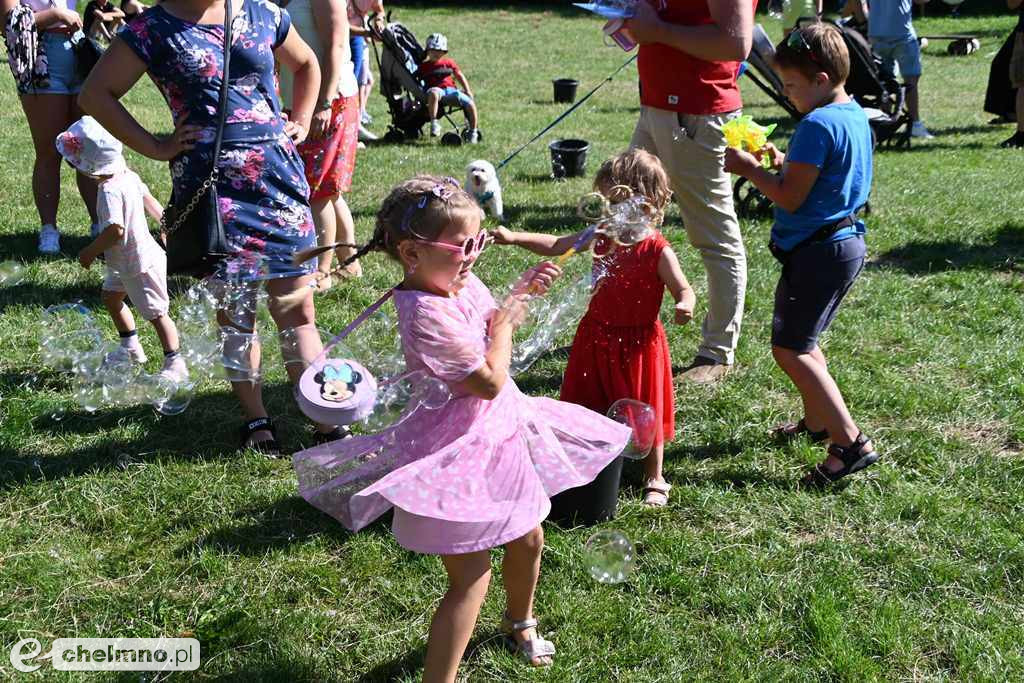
top-left (593, 148), bottom-right (672, 212)
top-left (338, 175), bottom-right (482, 268)
top-left (774, 22), bottom-right (850, 85)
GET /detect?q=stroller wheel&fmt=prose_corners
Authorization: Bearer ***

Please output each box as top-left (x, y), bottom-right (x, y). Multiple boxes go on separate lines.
top-left (383, 128), bottom-right (404, 144)
top-left (440, 131), bottom-right (463, 146)
top-left (734, 177), bottom-right (772, 219)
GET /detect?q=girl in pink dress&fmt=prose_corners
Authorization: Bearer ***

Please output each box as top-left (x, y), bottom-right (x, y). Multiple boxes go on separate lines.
top-left (292, 175), bottom-right (631, 681)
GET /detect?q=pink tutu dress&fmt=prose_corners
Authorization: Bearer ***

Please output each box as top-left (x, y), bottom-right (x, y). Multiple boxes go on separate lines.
top-left (292, 273), bottom-right (631, 555)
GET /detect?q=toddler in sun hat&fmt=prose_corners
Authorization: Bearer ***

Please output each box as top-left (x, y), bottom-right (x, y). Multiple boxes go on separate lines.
top-left (56, 116), bottom-right (187, 383)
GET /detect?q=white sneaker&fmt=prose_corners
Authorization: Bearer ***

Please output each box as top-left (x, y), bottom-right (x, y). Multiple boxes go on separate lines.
top-left (357, 124), bottom-right (378, 142)
top-left (38, 225), bottom-right (60, 254)
top-left (911, 121), bottom-right (934, 139)
top-left (360, 110), bottom-right (372, 125)
top-left (430, 120), bottom-right (441, 137)
top-left (157, 355), bottom-right (189, 384)
top-left (105, 342), bottom-right (148, 366)
top-left (356, 141), bottom-right (366, 150)
top-left (468, 129), bottom-right (480, 144)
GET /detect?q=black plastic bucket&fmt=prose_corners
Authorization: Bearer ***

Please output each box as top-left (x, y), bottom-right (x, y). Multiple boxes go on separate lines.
top-left (547, 456), bottom-right (624, 527)
top-left (549, 138), bottom-right (590, 179)
top-left (552, 78), bottom-right (579, 103)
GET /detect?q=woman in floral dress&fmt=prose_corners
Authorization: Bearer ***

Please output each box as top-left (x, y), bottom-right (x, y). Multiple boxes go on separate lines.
top-left (80, 0), bottom-right (336, 452)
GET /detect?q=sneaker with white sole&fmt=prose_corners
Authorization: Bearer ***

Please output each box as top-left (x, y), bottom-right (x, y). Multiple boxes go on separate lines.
top-left (430, 120), bottom-right (441, 137)
top-left (105, 343), bottom-right (148, 366)
top-left (468, 128), bottom-right (480, 144)
top-left (358, 124), bottom-right (378, 142)
top-left (38, 225), bottom-right (60, 254)
top-left (910, 121), bottom-right (934, 139)
top-left (157, 355), bottom-right (189, 384)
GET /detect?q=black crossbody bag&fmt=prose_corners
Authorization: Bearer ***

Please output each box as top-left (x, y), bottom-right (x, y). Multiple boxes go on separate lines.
top-left (160, 0), bottom-right (232, 277)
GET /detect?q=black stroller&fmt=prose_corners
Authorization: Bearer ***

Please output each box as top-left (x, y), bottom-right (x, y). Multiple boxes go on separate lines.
top-left (735, 18), bottom-right (907, 217)
top-left (367, 14), bottom-right (479, 145)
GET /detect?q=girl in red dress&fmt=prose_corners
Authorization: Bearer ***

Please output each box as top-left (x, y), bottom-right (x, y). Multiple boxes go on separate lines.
top-left (493, 149), bottom-right (696, 506)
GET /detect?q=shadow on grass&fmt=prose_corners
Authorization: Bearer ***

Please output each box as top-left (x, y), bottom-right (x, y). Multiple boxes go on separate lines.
top-left (186, 496), bottom-right (395, 557)
top-left (0, 380), bottom-right (310, 489)
top-left (499, 202), bottom-right (576, 232)
top-left (870, 222), bottom-right (1024, 275)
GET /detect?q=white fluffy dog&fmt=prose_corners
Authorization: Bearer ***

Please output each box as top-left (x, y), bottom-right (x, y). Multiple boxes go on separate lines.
top-left (465, 159), bottom-right (504, 221)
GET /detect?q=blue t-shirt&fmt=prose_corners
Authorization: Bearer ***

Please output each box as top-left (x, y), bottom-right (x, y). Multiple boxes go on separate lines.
top-left (771, 101), bottom-right (873, 251)
top-left (868, 0), bottom-right (916, 40)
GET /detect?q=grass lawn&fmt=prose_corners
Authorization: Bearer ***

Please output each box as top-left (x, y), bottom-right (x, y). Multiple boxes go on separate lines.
top-left (3, 4), bottom-right (1024, 680)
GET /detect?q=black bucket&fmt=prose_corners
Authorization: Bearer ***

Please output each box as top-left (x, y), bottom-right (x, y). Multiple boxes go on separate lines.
top-left (547, 456), bottom-right (623, 527)
top-left (552, 78), bottom-right (579, 103)
top-left (549, 138), bottom-right (590, 179)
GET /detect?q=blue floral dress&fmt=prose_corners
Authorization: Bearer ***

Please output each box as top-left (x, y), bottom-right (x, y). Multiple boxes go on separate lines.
top-left (119, 0), bottom-right (314, 279)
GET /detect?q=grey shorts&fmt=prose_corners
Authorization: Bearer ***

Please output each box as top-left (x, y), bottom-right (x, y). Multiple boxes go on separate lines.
top-left (771, 236), bottom-right (866, 353)
top-left (872, 36), bottom-right (923, 79)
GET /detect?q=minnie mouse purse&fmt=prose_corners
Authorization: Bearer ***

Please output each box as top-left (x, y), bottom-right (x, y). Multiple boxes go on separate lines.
top-left (295, 289), bottom-right (394, 426)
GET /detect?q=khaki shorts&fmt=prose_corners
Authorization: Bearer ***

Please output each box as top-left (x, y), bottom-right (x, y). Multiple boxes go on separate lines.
top-left (1011, 32), bottom-right (1024, 89)
top-left (103, 258), bottom-right (170, 321)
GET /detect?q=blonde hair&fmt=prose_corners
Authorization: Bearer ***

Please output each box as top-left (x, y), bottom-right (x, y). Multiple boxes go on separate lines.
top-left (593, 148), bottom-right (672, 212)
top-left (338, 175), bottom-right (481, 268)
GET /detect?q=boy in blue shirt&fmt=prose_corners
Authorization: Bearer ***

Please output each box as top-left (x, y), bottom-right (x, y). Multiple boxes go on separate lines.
top-left (868, 0), bottom-right (934, 138)
top-left (725, 22), bottom-right (879, 486)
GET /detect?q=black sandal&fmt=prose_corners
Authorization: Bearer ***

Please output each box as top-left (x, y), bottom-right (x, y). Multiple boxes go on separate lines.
top-left (240, 417), bottom-right (282, 457)
top-left (312, 425), bottom-right (351, 445)
top-left (800, 433), bottom-right (879, 488)
top-left (773, 418), bottom-right (828, 443)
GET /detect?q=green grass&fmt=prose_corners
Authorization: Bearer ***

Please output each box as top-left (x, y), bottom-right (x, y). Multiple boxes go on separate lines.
top-left (3, 5), bottom-right (1024, 680)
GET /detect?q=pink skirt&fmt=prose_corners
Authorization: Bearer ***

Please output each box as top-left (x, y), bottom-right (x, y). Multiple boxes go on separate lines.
top-left (294, 93), bottom-right (359, 200)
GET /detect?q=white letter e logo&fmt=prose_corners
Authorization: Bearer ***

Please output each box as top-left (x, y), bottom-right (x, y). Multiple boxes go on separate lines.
top-left (10, 638), bottom-right (43, 673)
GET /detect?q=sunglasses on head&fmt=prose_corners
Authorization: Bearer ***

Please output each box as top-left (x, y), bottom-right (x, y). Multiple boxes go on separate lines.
top-left (786, 29), bottom-right (821, 64)
top-left (420, 231), bottom-right (491, 260)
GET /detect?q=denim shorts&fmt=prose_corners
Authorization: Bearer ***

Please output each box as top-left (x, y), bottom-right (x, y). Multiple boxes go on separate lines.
top-left (429, 86), bottom-right (473, 108)
top-left (771, 236), bottom-right (866, 352)
top-left (350, 35), bottom-right (369, 86)
top-left (27, 31), bottom-right (84, 95)
top-left (871, 36), bottom-right (923, 79)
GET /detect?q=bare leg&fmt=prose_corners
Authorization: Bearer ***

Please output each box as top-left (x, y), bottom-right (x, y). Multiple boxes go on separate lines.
top-left (423, 551), bottom-right (491, 683)
top-left (216, 299), bottom-right (268, 442)
top-left (643, 441), bottom-right (665, 484)
top-left (772, 345), bottom-right (867, 472)
top-left (148, 313), bottom-right (180, 353)
top-left (426, 89), bottom-right (440, 120)
top-left (19, 93), bottom-right (73, 227)
top-left (102, 290), bottom-right (134, 332)
top-left (333, 195), bottom-right (361, 276)
top-left (464, 100), bottom-right (479, 130)
top-left (266, 275), bottom-right (334, 433)
top-left (309, 196), bottom-right (336, 289)
top-left (502, 526), bottom-right (552, 666)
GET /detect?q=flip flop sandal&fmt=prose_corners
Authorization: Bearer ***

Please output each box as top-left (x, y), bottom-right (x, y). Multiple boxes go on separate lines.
top-left (642, 478), bottom-right (672, 507)
top-left (800, 432), bottom-right (879, 488)
top-left (240, 417), bottom-right (282, 457)
top-left (312, 270), bottom-right (333, 292)
top-left (772, 418), bottom-right (828, 443)
top-left (312, 425), bottom-right (351, 446)
top-left (500, 614), bottom-right (555, 667)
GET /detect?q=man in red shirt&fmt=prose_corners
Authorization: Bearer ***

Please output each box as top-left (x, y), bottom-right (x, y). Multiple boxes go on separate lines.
top-left (626, 0), bottom-right (754, 383)
top-left (416, 33), bottom-right (480, 143)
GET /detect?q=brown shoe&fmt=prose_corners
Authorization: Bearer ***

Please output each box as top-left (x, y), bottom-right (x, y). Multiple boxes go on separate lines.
top-left (677, 355), bottom-right (731, 385)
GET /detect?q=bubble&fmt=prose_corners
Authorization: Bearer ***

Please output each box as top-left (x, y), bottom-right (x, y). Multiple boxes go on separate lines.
top-left (0, 260), bottom-right (26, 287)
top-left (73, 383), bottom-right (103, 413)
top-left (583, 530), bottom-right (636, 584)
top-left (152, 377), bottom-right (194, 416)
top-left (607, 399), bottom-right (657, 461)
top-left (220, 326), bottom-right (260, 380)
top-left (511, 270), bottom-right (595, 375)
top-left (51, 411), bottom-right (64, 422)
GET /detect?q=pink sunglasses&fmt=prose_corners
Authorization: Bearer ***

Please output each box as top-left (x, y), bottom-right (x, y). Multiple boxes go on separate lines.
top-left (420, 231), bottom-right (491, 259)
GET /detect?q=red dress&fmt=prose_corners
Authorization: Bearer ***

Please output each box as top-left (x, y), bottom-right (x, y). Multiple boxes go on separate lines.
top-left (560, 232), bottom-right (675, 446)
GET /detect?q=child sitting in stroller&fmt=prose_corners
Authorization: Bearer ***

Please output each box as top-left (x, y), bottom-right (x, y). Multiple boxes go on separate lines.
top-left (416, 33), bottom-right (480, 143)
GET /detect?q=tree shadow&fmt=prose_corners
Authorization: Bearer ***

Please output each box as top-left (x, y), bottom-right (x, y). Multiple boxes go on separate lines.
top-left (669, 466), bottom-right (795, 491)
top-left (870, 222), bottom-right (1024, 275)
top-left (355, 630), bottom-right (504, 683)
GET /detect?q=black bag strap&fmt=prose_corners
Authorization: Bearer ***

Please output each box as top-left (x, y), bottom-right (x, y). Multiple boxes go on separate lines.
top-left (161, 0), bottom-right (232, 236)
top-left (210, 0), bottom-right (232, 183)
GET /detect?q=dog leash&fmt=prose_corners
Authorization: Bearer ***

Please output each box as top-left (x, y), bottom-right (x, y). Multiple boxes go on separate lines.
top-left (494, 54), bottom-right (638, 172)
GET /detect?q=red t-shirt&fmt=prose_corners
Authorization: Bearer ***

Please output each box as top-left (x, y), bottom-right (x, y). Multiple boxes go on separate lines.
top-left (637, 0), bottom-right (757, 115)
top-left (417, 58), bottom-right (462, 90)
